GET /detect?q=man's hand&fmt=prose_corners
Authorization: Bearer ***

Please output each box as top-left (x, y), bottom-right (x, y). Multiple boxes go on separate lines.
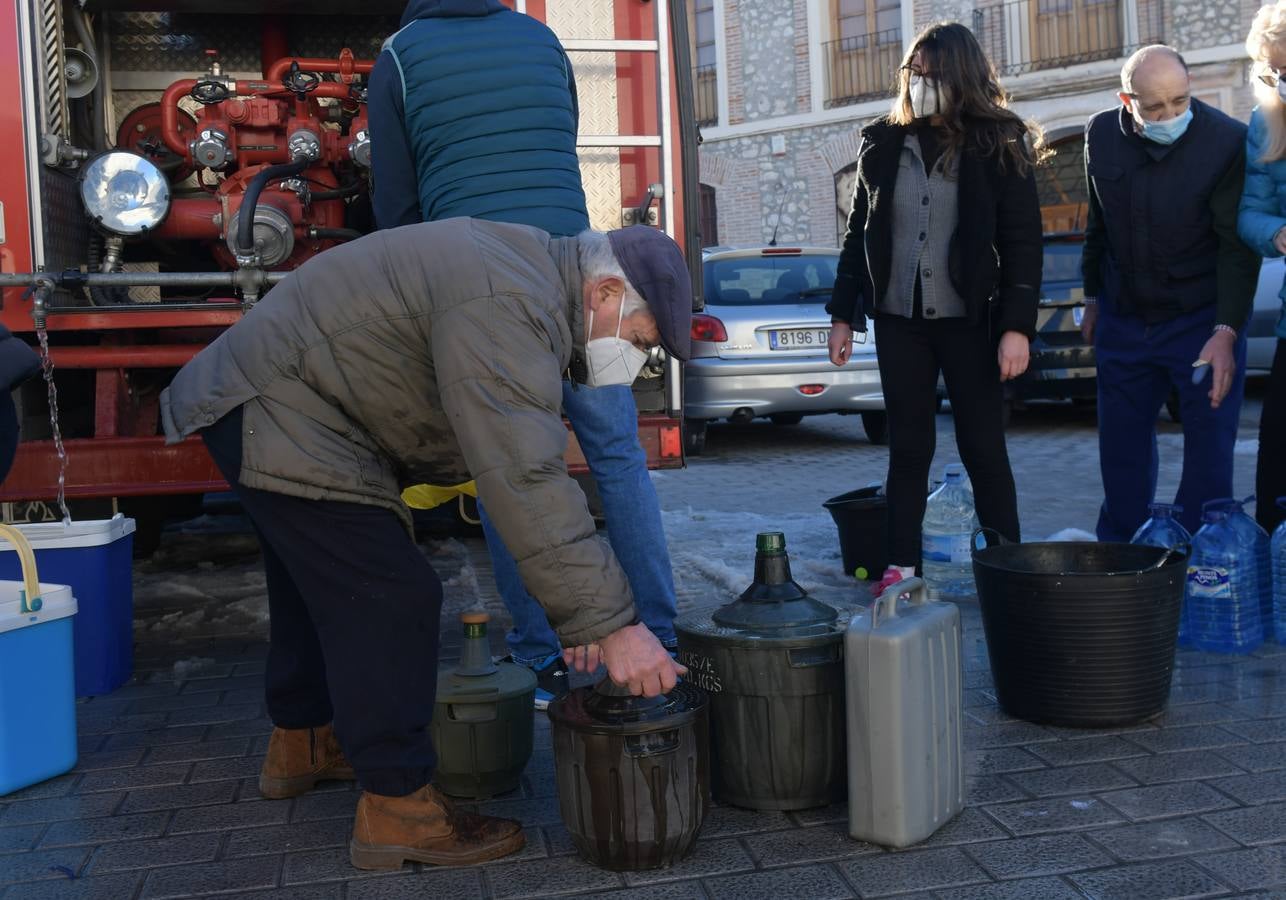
top-left (828, 320), bottom-right (853, 367)
top-left (997, 331), bottom-right (1030, 382)
top-left (1274, 227), bottom-right (1286, 256)
top-left (563, 623), bottom-right (687, 698)
top-left (1080, 303), bottom-right (1099, 344)
top-left (1197, 329), bottom-right (1238, 409)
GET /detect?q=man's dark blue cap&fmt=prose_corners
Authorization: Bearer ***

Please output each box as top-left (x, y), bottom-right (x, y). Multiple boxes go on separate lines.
top-left (607, 226), bottom-right (694, 361)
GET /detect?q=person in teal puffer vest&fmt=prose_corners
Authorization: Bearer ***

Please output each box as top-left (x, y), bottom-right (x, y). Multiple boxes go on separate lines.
top-left (368, 0), bottom-right (682, 709)
top-left (369, 0), bottom-right (588, 234)
top-left (1237, 1), bottom-right (1286, 534)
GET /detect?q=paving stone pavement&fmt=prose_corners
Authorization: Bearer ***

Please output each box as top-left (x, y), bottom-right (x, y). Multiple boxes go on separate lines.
top-left (1, 392), bottom-right (1279, 899)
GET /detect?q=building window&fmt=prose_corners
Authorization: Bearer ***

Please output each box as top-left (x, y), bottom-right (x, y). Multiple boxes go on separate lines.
top-left (1036, 135), bottom-right (1088, 233)
top-left (824, 0), bottom-right (903, 108)
top-left (692, 0), bottom-right (717, 127)
top-left (972, 0), bottom-right (1156, 77)
top-left (835, 0), bottom-right (900, 42)
top-left (699, 184), bottom-right (719, 248)
top-left (835, 162), bottom-right (858, 244)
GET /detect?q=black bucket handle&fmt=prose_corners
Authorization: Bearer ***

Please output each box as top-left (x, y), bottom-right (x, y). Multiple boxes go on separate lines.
top-left (1146, 543), bottom-right (1190, 571)
top-left (971, 527), bottom-right (1011, 555)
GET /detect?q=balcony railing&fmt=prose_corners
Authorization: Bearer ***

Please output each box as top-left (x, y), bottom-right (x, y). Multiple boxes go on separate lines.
top-left (694, 64), bottom-right (718, 127)
top-left (823, 28), bottom-right (904, 109)
top-left (972, 0), bottom-right (1164, 78)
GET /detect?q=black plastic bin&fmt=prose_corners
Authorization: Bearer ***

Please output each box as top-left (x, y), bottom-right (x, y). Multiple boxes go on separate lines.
top-left (971, 533), bottom-right (1186, 727)
top-left (823, 487), bottom-right (888, 579)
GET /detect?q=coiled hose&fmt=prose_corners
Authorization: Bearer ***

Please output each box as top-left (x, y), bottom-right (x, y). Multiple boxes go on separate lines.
top-left (237, 158), bottom-right (310, 261)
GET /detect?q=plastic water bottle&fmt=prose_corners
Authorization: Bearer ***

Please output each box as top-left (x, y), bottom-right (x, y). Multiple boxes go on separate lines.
top-left (1132, 503), bottom-right (1192, 646)
top-left (1206, 498), bottom-right (1271, 637)
top-left (1187, 507), bottom-right (1263, 654)
top-left (1271, 498), bottom-right (1286, 642)
top-left (922, 463), bottom-right (980, 598)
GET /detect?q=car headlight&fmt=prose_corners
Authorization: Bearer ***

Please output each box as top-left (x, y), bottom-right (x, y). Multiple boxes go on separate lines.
top-left (79, 151), bottom-right (170, 235)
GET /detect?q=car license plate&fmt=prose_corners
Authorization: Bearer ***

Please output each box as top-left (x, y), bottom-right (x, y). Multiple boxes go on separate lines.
top-left (770, 328), bottom-right (829, 350)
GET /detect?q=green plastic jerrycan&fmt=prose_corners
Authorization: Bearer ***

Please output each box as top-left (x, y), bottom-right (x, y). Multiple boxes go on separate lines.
top-left (431, 611), bottom-right (536, 799)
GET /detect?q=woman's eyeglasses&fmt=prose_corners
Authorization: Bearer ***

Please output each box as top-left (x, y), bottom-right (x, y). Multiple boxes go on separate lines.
top-left (1257, 64), bottom-right (1282, 88)
top-left (898, 64), bottom-right (931, 78)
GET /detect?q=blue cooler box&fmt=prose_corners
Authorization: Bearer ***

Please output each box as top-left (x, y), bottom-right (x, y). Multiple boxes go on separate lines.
top-left (0, 516), bottom-right (135, 697)
top-left (0, 582), bottom-right (78, 796)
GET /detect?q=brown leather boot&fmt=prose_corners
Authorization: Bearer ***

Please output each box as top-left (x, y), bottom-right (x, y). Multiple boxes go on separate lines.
top-left (349, 784), bottom-right (525, 869)
top-left (258, 723), bottom-right (356, 800)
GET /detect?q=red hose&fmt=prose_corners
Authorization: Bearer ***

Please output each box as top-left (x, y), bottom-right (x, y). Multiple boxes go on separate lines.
top-left (160, 79), bottom-right (197, 156)
top-left (266, 54), bottom-right (375, 85)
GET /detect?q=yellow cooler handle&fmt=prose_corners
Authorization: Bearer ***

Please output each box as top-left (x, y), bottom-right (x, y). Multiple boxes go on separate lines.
top-left (0, 524), bottom-right (42, 613)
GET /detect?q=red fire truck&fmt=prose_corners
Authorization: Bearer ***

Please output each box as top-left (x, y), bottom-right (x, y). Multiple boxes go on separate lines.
top-left (0, 0), bottom-right (699, 541)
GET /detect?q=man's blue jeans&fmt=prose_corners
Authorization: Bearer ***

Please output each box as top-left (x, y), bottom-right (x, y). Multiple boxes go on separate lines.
top-left (1095, 302), bottom-right (1247, 541)
top-left (478, 382), bottom-right (679, 666)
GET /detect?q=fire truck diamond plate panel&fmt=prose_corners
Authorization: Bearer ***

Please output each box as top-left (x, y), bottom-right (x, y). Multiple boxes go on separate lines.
top-left (546, 1), bottom-right (615, 41)
top-left (108, 13), bottom-right (397, 73)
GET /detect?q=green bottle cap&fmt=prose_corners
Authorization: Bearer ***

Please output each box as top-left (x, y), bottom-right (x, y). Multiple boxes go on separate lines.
top-left (756, 532), bottom-right (786, 553)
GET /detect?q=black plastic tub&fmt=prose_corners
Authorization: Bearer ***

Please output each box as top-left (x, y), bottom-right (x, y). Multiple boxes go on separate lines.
top-left (971, 534), bottom-right (1186, 727)
top-left (823, 487), bottom-right (887, 579)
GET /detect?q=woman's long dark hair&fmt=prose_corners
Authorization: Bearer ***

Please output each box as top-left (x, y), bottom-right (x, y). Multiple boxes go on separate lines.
top-left (891, 22), bottom-right (1046, 175)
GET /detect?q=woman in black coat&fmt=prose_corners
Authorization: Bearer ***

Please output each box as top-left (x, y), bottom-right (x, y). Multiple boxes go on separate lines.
top-left (827, 22), bottom-right (1044, 594)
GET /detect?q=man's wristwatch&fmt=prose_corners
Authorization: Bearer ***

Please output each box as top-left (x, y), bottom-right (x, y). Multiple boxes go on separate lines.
top-left (1082, 296), bottom-right (1098, 306)
top-left (1213, 324), bottom-right (1237, 338)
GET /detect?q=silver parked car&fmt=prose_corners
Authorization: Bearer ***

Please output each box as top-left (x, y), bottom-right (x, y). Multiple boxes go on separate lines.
top-left (684, 247), bottom-right (886, 455)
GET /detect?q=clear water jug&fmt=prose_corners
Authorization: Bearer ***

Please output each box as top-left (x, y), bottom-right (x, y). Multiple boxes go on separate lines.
top-left (922, 464), bottom-right (980, 598)
top-left (1133, 503), bottom-right (1192, 646)
top-left (1187, 507), bottom-right (1263, 654)
top-left (1272, 499), bottom-right (1286, 644)
top-left (1205, 498), bottom-right (1271, 636)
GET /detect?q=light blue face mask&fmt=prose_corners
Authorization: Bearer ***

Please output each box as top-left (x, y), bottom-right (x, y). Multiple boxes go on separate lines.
top-left (1135, 104), bottom-right (1193, 145)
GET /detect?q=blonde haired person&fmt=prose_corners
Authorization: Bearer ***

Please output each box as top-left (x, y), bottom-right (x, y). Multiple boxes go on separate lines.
top-left (1238, 2), bottom-right (1286, 534)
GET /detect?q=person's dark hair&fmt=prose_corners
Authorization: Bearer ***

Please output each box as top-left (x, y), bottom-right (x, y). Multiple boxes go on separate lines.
top-left (891, 21), bottom-right (1047, 175)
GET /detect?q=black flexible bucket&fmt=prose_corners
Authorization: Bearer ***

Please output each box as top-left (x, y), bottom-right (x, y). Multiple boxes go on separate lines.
top-left (823, 487), bottom-right (887, 579)
top-left (971, 530), bottom-right (1186, 727)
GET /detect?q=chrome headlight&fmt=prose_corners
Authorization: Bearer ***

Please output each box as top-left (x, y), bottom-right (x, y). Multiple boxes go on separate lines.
top-left (79, 151), bottom-right (170, 235)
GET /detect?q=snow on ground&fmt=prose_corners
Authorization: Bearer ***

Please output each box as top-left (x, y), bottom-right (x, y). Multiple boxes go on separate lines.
top-left (171, 657), bottom-right (216, 681)
top-left (1045, 527), bottom-right (1099, 542)
top-left (134, 505), bottom-right (866, 646)
top-left (661, 506), bottom-right (857, 612)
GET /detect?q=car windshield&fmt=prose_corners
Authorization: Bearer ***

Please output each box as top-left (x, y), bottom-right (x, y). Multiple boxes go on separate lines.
top-left (1043, 242), bottom-right (1084, 299)
top-left (705, 255), bottom-right (839, 305)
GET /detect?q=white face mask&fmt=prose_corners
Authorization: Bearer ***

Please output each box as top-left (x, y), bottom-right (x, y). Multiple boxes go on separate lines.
top-left (909, 75), bottom-right (941, 118)
top-left (584, 301), bottom-right (649, 387)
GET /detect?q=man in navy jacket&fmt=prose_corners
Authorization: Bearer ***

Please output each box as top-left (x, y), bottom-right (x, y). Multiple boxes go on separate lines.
top-left (1082, 45), bottom-right (1259, 540)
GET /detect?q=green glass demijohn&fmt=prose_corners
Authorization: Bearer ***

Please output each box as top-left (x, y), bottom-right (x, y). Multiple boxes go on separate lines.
top-left (548, 676), bottom-right (710, 871)
top-left (674, 532), bottom-right (848, 810)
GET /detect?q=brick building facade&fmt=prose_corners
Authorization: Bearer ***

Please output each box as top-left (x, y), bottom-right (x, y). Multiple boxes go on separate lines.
top-left (695, 0), bottom-right (1264, 248)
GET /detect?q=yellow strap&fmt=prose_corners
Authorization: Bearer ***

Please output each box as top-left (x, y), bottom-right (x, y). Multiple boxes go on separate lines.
top-left (0, 524), bottom-right (41, 613)
top-left (401, 481), bottom-right (478, 510)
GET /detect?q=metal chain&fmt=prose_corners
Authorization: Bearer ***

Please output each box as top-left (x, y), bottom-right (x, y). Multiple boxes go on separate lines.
top-left (35, 326), bottom-right (71, 525)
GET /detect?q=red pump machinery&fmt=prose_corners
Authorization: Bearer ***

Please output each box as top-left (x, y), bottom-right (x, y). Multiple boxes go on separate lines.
top-left (0, 2), bottom-right (701, 539)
